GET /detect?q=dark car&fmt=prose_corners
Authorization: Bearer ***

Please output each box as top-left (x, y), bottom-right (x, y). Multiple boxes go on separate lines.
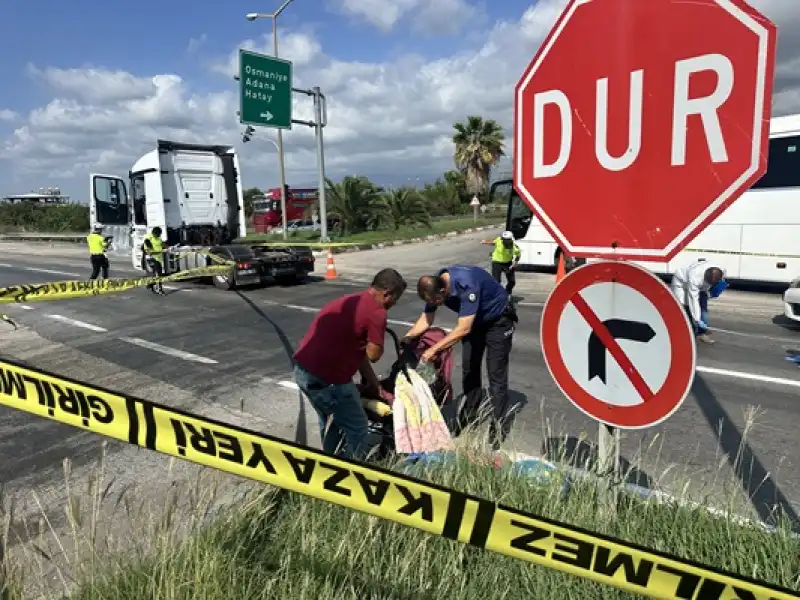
top-left (250, 243), bottom-right (315, 285)
top-left (205, 244), bottom-right (264, 290)
top-left (206, 244), bottom-right (314, 290)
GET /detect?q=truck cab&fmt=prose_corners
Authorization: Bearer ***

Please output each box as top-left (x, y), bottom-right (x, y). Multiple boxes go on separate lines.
top-left (89, 139), bottom-right (247, 270)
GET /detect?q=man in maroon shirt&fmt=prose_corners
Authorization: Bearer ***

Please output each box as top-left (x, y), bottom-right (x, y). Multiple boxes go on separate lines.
top-left (293, 268), bottom-right (407, 460)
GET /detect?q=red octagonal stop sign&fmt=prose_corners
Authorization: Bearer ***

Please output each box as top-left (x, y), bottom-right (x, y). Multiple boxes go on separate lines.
top-left (513, 0), bottom-right (777, 262)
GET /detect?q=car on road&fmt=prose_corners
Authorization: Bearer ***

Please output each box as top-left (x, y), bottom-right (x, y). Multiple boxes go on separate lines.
top-left (783, 279), bottom-right (800, 323)
top-left (207, 244), bottom-right (314, 290)
top-left (271, 219), bottom-right (319, 235)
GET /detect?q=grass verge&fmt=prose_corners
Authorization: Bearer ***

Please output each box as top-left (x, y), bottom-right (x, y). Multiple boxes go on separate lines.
top-left (242, 216), bottom-right (505, 245)
top-left (4, 433), bottom-right (799, 600)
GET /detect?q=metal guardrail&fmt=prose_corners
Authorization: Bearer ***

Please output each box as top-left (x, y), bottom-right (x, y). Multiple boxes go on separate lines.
top-left (0, 233), bottom-right (86, 243)
top-left (0, 214), bottom-right (509, 244)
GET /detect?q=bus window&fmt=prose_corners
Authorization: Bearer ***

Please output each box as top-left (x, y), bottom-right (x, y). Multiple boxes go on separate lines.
top-left (490, 180), bottom-right (513, 205)
top-left (752, 134), bottom-right (800, 189)
top-left (507, 187), bottom-right (533, 240)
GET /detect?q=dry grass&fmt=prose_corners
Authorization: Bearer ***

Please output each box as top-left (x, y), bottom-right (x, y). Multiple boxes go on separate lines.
top-left (1, 412), bottom-right (799, 600)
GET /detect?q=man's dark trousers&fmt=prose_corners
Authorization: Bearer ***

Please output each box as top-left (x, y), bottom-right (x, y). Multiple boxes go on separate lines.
top-left (491, 261), bottom-right (515, 295)
top-left (146, 258), bottom-right (165, 293)
top-left (89, 255), bottom-right (108, 280)
top-left (458, 312), bottom-right (515, 446)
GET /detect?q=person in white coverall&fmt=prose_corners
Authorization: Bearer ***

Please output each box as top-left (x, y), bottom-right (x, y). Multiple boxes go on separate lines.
top-left (670, 259), bottom-right (726, 345)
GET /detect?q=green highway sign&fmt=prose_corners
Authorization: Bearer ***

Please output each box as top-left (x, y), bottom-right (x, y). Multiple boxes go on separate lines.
top-left (238, 49), bottom-right (293, 130)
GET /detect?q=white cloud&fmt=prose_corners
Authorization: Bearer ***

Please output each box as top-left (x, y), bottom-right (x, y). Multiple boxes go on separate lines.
top-left (0, 109), bottom-right (17, 122)
top-left (210, 30), bottom-right (323, 78)
top-left (27, 64), bottom-right (157, 104)
top-left (187, 33), bottom-right (208, 53)
top-left (2, 0), bottom-right (800, 197)
top-left (336, 0), bottom-right (479, 35)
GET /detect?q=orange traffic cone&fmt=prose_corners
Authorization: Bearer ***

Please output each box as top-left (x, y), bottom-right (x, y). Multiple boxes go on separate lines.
top-left (325, 248), bottom-right (338, 280)
top-left (555, 253), bottom-right (566, 283)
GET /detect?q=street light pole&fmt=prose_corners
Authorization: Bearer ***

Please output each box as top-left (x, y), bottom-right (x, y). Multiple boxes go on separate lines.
top-left (247, 0), bottom-right (295, 240)
top-left (271, 16), bottom-right (288, 241)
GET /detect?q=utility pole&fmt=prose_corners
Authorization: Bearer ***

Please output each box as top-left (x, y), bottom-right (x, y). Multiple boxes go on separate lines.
top-left (271, 16), bottom-right (289, 240)
top-left (313, 86), bottom-right (329, 242)
top-left (245, 0), bottom-right (295, 240)
top-left (243, 3), bottom-right (330, 243)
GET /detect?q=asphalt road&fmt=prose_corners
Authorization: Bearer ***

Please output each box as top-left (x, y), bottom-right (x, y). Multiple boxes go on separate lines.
top-left (1, 241), bottom-right (800, 535)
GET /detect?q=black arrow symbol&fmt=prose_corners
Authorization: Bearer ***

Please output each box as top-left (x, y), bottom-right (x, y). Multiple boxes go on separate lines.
top-left (588, 319), bottom-right (656, 384)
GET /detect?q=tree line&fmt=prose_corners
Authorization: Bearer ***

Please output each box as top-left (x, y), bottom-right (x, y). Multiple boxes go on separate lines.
top-left (2, 115), bottom-right (506, 235)
top-left (243, 115), bottom-right (507, 236)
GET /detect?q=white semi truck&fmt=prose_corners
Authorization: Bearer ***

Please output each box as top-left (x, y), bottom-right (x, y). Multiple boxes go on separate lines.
top-left (89, 139), bottom-right (315, 289)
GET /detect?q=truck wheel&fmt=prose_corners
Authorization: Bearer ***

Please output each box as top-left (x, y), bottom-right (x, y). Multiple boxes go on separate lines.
top-left (213, 272), bottom-right (236, 290)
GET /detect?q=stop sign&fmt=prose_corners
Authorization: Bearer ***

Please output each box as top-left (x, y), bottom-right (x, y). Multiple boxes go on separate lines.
top-left (513, 0), bottom-right (777, 262)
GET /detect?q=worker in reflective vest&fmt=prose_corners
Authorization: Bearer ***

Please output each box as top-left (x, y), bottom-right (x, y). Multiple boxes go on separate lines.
top-left (86, 225), bottom-right (109, 280)
top-left (480, 231), bottom-right (521, 296)
top-left (142, 226), bottom-right (167, 295)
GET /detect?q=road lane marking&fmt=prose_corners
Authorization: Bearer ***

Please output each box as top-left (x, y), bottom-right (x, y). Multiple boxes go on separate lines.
top-left (47, 314), bottom-right (108, 332)
top-left (117, 336), bottom-right (218, 364)
top-left (389, 318), bottom-right (417, 328)
top-left (283, 304), bottom-right (318, 313)
top-left (278, 380), bottom-right (299, 390)
top-left (19, 305), bottom-right (33, 310)
top-left (708, 326), bottom-right (800, 344)
top-left (696, 366), bottom-right (800, 389)
top-left (162, 285), bottom-right (193, 292)
top-left (0, 263), bottom-right (13, 268)
top-left (264, 300), bottom-right (426, 330)
top-left (24, 267), bottom-right (81, 277)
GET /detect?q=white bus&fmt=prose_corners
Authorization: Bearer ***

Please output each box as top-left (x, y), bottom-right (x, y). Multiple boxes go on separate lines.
top-left (491, 113), bottom-right (800, 285)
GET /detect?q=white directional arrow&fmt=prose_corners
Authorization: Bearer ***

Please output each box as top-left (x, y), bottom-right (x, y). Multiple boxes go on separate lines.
top-left (259, 111), bottom-right (274, 121)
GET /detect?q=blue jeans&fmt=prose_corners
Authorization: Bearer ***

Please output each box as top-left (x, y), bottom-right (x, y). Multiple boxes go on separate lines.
top-left (685, 292), bottom-right (710, 335)
top-left (293, 364), bottom-right (369, 460)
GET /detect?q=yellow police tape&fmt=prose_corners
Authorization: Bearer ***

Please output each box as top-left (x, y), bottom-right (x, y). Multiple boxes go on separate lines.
top-left (684, 247), bottom-right (800, 260)
top-left (0, 359), bottom-right (795, 599)
top-left (0, 264), bottom-right (233, 305)
top-left (242, 240), bottom-right (359, 247)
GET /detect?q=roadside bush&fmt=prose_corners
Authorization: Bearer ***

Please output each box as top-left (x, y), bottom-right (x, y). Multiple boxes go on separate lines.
top-left (0, 203), bottom-right (89, 233)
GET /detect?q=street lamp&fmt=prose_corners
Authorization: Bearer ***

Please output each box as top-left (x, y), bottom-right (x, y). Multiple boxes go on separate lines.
top-left (245, 0), bottom-right (295, 241)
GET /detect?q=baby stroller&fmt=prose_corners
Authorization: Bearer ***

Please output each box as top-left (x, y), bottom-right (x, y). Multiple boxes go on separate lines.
top-left (359, 327), bottom-right (455, 460)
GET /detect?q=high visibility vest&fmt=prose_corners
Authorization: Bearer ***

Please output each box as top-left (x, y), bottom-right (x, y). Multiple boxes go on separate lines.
top-left (87, 233), bottom-right (106, 255)
top-left (144, 234), bottom-right (164, 263)
top-left (491, 238), bottom-right (520, 263)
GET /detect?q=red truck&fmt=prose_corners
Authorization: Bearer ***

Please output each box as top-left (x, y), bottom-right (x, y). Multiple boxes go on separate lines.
top-left (251, 186), bottom-right (319, 234)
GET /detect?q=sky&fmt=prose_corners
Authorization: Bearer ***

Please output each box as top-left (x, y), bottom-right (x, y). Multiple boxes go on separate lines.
top-left (0, 0), bottom-right (798, 201)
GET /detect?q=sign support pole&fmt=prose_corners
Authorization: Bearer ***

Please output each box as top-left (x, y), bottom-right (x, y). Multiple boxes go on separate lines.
top-left (313, 86), bottom-right (329, 243)
top-left (271, 17), bottom-right (289, 241)
top-left (597, 423), bottom-right (620, 517)
top-left (597, 256), bottom-right (623, 512)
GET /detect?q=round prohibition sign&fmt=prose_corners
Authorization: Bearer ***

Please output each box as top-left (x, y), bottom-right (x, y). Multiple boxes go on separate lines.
top-left (540, 261), bottom-right (696, 429)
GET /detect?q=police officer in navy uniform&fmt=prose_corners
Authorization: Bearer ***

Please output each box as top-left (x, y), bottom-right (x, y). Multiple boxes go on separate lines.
top-left (404, 265), bottom-right (518, 447)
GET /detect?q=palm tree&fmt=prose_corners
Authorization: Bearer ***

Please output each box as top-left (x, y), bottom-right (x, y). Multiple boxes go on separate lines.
top-left (452, 116), bottom-right (505, 199)
top-left (324, 175), bottom-right (382, 235)
top-left (379, 187), bottom-right (430, 230)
